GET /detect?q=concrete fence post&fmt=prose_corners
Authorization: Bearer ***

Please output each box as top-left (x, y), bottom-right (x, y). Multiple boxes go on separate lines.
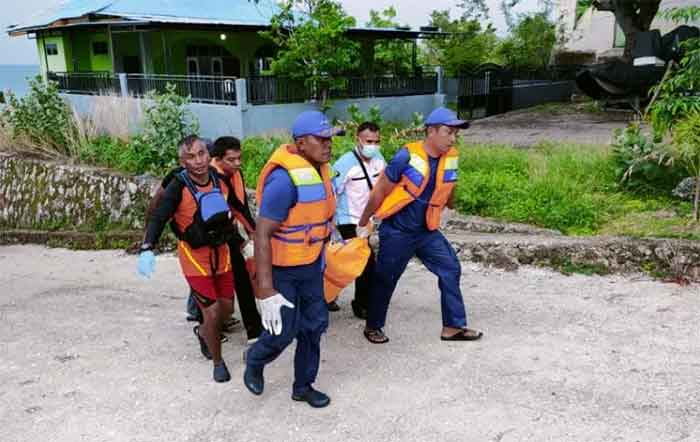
top-left (435, 66), bottom-right (444, 95)
top-left (234, 78), bottom-right (249, 139)
top-left (118, 73), bottom-right (128, 97)
top-left (235, 78), bottom-right (248, 109)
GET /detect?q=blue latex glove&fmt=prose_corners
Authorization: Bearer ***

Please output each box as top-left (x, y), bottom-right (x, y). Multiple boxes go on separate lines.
top-left (138, 251), bottom-right (156, 279)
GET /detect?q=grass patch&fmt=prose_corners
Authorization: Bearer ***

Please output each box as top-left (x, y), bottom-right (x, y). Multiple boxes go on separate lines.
top-left (549, 258), bottom-right (611, 276)
top-left (454, 142), bottom-right (696, 236)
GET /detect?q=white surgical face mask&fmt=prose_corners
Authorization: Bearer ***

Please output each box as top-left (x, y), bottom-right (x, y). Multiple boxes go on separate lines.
top-left (360, 144), bottom-right (380, 159)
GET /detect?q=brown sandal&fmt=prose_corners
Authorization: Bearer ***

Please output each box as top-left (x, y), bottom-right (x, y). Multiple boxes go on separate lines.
top-left (363, 328), bottom-right (389, 344)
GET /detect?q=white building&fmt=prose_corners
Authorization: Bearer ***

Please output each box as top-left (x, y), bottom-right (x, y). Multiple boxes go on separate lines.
top-left (556, 0), bottom-right (699, 61)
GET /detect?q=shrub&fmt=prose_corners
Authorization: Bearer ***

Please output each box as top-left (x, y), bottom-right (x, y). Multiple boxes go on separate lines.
top-left (124, 83), bottom-right (199, 174)
top-left (1, 76), bottom-right (77, 155)
top-left (611, 124), bottom-right (685, 194)
top-left (77, 135), bottom-right (131, 170)
top-left (669, 111), bottom-right (700, 220)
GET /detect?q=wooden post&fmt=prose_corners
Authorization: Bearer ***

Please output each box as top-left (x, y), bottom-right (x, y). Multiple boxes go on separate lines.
top-left (107, 25), bottom-right (115, 73)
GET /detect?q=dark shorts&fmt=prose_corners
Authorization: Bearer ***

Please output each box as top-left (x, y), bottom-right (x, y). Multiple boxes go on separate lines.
top-left (185, 271), bottom-right (234, 307)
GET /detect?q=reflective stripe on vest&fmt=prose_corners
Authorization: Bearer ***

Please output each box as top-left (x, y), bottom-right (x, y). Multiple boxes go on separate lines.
top-left (256, 145), bottom-right (336, 266)
top-left (374, 141), bottom-right (458, 231)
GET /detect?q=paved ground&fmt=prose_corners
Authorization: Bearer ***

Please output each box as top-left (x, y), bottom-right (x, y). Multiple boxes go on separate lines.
top-left (2, 245), bottom-right (700, 442)
top-left (462, 105), bottom-right (634, 147)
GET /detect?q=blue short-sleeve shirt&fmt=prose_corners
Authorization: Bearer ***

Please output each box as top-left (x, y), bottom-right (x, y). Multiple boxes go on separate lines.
top-left (382, 148), bottom-right (439, 233)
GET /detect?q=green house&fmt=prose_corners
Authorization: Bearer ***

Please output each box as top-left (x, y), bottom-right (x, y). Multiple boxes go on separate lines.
top-left (8, 0), bottom-right (440, 101)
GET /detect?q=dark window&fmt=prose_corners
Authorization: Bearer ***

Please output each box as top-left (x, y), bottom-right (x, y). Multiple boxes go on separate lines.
top-left (123, 56), bottom-right (141, 74)
top-left (45, 43), bottom-right (58, 56)
top-left (92, 41), bottom-right (108, 55)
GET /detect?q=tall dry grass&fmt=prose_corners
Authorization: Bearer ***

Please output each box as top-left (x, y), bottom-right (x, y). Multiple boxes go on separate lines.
top-left (68, 93), bottom-right (136, 148)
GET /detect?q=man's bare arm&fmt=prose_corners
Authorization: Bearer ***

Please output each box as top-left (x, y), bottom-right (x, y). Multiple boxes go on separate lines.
top-left (358, 174), bottom-right (397, 227)
top-left (254, 216), bottom-right (282, 300)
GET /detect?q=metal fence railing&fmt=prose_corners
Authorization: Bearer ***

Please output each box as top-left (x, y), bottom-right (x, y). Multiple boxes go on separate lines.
top-left (246, 76), bottom-right (310, 105)
top-left (247, 74), bottom-right (439, 105)
top-left (126, 74), bottom-right (237, 105)
top-left (450, 64), bottom-right (583, 120)
top-left (48, 72), bottom-right (120, 95)
top-left (50, 72), bottom-right (440, 106)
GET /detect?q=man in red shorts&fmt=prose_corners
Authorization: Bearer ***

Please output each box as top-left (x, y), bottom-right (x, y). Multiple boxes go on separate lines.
top-left (138, 135), bottom-right (235, 383)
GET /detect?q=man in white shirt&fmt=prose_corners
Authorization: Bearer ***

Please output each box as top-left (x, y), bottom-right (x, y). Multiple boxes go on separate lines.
top-left (331, 122), bottom-right (386, 318)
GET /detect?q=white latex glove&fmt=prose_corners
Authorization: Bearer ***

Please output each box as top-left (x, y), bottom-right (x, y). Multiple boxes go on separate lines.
top-left (257, 293), bottom-right (295, 336)
top-left (241, 241), bottom-right (255, 259)
top-left (356, 224), bottom-right (372, 239)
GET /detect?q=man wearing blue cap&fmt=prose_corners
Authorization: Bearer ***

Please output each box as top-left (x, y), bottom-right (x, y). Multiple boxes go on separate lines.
top-left (243, 110), bottom-right (341, 408)
top-left (357, 107), bottom-right (483, 344)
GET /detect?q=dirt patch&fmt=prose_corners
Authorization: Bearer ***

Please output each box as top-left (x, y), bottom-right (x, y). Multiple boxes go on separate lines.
top-left (462, 104), bottom-right (635, 147)
top-left (2, 245), bottom-right (699, 442)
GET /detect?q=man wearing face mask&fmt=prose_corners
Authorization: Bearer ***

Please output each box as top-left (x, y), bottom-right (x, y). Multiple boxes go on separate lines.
top-left (331, 121), bottom-right (385, 318)
top-left (357, 107), bottom-right (483, 344)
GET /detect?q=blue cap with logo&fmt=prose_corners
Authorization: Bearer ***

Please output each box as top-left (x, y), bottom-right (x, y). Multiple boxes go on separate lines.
top-left (424, 107), bottom-right (470, 129)
top-left (292, 111), bottom-right (345, 139)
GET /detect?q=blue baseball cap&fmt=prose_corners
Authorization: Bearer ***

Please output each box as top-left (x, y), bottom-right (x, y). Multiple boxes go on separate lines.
top-left (292, 111), bottom-right (345, 139)
top-left (424, 107), bottom-right (470, 129)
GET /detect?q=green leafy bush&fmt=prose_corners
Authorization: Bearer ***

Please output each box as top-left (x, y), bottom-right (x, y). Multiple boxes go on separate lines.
top-left (124, 83), bottom-right (199, 173)
top-left (611, 124), bottom-right (685, 193)
top-left (2, 76), bottom-right (77, 154)
top-left (77, 135), bottom-right (131, 170)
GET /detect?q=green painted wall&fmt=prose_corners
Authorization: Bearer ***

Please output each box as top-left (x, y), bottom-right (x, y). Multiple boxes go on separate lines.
top-left (88, 32), bottom-right (113, 71)
top-left (37, 34), bottom-right (70, 73)
top-left (70, 31), bottom-right (92, 71)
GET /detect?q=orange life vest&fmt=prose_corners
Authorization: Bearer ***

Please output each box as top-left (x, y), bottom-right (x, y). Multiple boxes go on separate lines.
top-left (374, 141), bottom-right (458, 231)
top-left (172, 176), bottom-right (231, 277)
top-left (211, 162), bottom-right (255, 235)
top-left (256, 144), bottom-right (336, 267)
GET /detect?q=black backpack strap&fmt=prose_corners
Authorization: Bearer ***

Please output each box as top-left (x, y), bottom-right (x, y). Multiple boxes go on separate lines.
top-left (352, 149), bottom-right (373, 191)
top-left (178, 170), bottom-right (199, 201)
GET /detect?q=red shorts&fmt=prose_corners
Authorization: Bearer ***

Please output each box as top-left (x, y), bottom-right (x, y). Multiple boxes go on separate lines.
top-left (186, 271), bottom-right (235, 303)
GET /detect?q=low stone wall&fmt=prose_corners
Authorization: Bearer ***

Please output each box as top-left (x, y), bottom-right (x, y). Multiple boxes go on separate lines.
top-left (2, 153), bottom-right (700, 281)
top-left (0, 153), bottom-right (158, 230)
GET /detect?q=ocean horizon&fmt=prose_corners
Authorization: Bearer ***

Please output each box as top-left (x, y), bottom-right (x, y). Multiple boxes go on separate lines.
top-left (0, 64), bottom-right (40, 97)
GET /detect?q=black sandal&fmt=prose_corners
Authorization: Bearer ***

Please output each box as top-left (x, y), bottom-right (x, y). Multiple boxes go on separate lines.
top-left (193, 326), bottom-right (212, 360)
top-left (440, 328), bottom-right (483, 341)
top-left (364, 328), bottom-right (389, 344)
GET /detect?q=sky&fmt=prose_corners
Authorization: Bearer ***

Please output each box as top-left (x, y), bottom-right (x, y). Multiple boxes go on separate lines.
top-left (0, 0), bottom-right (541, 65)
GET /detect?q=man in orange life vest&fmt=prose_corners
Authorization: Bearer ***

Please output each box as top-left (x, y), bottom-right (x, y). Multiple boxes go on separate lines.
top-left (139, 136), bottom-right (235, 383)
top-left (243, 111), bottom-right (340, 408)
top-left (358, 107), bottom-right (483, 344)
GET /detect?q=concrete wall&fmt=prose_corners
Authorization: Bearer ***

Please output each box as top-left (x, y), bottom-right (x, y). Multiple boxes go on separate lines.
top-left (189, 102), bottom-right (243, 140)
top-left (242, 94), bottom-right (445, 137)
top-left (64, 89), bottom-right (445, 140)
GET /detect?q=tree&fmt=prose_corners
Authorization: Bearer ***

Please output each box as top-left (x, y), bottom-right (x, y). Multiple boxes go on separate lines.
top-left (496, 13), bottom-right (557, 70)
top-left (670, 112), bottom-right (700, 221)
top-left (578, 0), bottom-right (663, 60)
top-left (424, 10), bottom-right (500, 75)
top-left (262, 0), bottom-right (360, 103)
top-left (648, 7), bottom-right (700, 134)
top-left (576, 0), bottom-right (594, 21)
top-left (366, 7), bottom-right (414, 76)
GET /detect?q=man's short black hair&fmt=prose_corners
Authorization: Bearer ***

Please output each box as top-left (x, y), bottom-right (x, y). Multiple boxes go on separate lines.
top-left (177, 134), bottom-right (201, 157)
top-left (211, 136), bottom-right (242, 158)
top-left (357, 121), bottom-right (380, 135)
